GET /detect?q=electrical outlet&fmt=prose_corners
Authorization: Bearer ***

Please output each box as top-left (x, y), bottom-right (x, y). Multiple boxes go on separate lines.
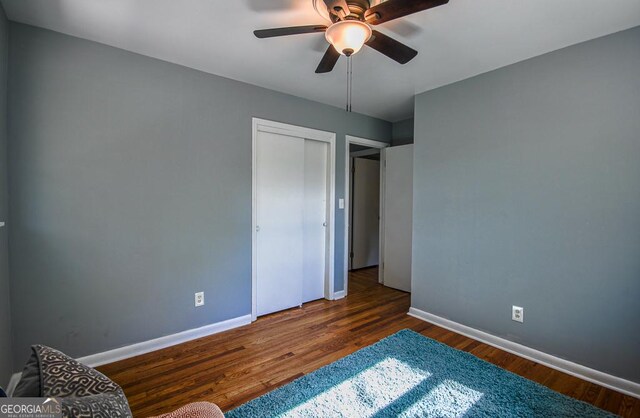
top-left (512, 306), bottom-right (524, 323)
top-left (195, 292), bottom-right (204, 307)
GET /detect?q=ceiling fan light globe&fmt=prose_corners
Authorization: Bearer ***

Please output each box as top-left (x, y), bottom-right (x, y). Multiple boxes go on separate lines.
top-left (325, 20), bottom-right (372, 56)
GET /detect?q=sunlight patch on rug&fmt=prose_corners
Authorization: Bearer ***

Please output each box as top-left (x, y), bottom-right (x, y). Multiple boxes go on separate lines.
top-left (282, 358), bottom-right (430, 417)
top-left (399, 379), bottom-right (483, 418)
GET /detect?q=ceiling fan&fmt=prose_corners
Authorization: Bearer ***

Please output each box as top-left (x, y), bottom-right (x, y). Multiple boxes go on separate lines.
top-left (254, 0), bottom-right (449, 73)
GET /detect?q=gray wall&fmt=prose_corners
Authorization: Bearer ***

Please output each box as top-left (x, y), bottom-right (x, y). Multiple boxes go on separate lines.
top-left (7, 23), bottom-right (391, 368)
top-left (412, 26), bottom-right (640, 383)
top-left (392, 118), bottom-right (414, 146)
top-left (0, 3), bottom-right (12, 387)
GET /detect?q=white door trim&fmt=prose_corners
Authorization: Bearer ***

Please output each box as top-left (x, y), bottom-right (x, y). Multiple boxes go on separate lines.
top-left (252, 118), bottom-right (336, 321)
top-left (344, 135), bottom-right (389, 297)
top-left (350, 148), bottom-right (381, 158)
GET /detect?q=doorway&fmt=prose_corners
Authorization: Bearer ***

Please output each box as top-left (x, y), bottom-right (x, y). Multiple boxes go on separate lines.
top-left (343, 136), bottom-right (388, 296)
top-left (252, 118), bottom-right (336, 321)
top-left (344, 137), bottom-right (414, 296)
top-left (349, 147), bottom-right (381, 271)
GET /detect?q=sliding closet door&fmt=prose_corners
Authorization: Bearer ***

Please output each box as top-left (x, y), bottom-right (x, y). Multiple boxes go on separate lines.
top-left (256, 131), bottom-right (304, 316)
top-left (256, 130), bottom-right (329, 316)
top-left (303, 140), bottom-right (328, 303)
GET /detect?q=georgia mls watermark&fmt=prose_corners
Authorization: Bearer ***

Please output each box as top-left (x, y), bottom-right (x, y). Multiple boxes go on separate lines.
top-left (0, 398), bottom-right (62, 418)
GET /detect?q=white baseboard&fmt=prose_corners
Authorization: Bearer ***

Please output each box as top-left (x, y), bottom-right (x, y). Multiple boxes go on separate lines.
top-left (5, 314), bottom-right (252, 396)
top-left (408, 307), bottom-right (640, 399)
top-left (333, 290), bottom-right (345, 300)
top-left (79, 314), bottom-right (252, 367)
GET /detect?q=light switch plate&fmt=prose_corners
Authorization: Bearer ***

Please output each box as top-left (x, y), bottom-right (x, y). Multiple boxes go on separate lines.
top-left (338, 198), bottom-right (345, 209)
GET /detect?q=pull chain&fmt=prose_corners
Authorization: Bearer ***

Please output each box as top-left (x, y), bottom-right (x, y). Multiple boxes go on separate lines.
top-left (346, 56), bottom-right (353, 112)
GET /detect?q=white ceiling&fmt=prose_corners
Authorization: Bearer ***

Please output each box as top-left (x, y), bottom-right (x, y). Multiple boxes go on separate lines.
top-left (2, 0), bottom-right (639, 122)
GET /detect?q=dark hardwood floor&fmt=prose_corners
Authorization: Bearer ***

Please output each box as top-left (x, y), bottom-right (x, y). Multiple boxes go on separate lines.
top-left (98, 267), bottom-right (640, 417)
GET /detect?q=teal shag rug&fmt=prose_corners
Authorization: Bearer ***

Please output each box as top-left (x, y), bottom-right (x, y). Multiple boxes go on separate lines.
top-left (227, 329), bottom-right (615, 418)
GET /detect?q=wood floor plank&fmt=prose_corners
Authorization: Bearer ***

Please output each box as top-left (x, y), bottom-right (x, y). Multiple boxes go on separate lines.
top-left (98, 267), bottom-right (639, 417)
top-left (619, 395), bottom-right (640, 418)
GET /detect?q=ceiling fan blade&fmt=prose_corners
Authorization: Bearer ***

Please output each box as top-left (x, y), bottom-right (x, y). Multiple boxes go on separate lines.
top-left (365, 30), bottom-right (418, 64)
top-left (365, 0), bottom-right (449, 25)
top-left (254, 25), bottom-right (327, 39)
top-left (323, 0), bottom-right (351, 19)
top-left (315, 45), bottom-right (341, 73)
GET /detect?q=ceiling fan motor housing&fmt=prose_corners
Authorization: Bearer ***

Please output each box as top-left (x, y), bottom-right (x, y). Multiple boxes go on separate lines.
top-left (327, 0), bottom-right (372, 22)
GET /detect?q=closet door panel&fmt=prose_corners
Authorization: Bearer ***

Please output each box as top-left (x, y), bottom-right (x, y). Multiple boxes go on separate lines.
top-left (256, 131), bottom-right (304, 316)
top-left (303, 140), bottom-right (328, 303)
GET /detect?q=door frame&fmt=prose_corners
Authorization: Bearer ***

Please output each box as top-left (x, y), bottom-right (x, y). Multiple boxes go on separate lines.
top-left (252, 118), bottom-right (336, 321)
top-left (344, 135), bottom-right (389, 296)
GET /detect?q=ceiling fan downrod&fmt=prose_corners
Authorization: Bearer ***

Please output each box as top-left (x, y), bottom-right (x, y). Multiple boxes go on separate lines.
top-left (346, 56), bottom-right (353, 112)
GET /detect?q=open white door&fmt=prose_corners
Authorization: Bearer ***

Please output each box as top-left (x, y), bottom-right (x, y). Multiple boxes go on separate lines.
top-left (382, 144), bottom-right (413, 292)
